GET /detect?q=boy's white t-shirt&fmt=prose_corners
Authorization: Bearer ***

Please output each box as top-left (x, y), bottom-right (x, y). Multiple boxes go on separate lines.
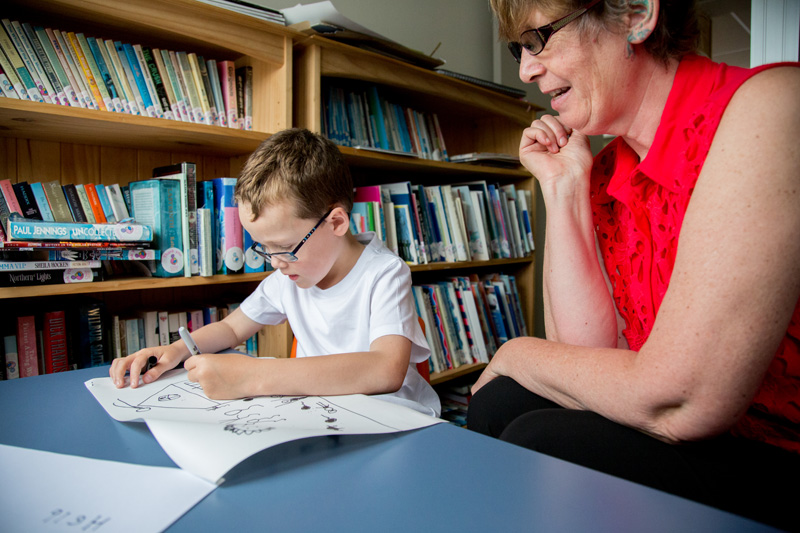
top-left (239, 232), bottom-right (441, 417)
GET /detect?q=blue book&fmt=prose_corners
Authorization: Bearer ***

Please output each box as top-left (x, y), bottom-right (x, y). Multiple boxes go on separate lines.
top-left (242, 228), bottom-right (265, 273)
top-left (6, 213), bottom-right (153, 242)
top-left (366, 86), bottom-right (389, 150)
top-left (484, 283), bottom-right (509, 344)
top-left (129, 179), bottom-right (183, 277)
top-left (121, 42), bottom-right (155, 117)
top-left (29, 182), bottom-right (54, 222)
top-left (94, 184), bottom-right (116, 223)
top-left (213, 177), bottom-right (243, 275)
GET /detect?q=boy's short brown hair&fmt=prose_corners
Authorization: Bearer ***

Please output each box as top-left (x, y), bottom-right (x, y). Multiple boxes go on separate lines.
top-left (235, 128), bottom-right (353, 221)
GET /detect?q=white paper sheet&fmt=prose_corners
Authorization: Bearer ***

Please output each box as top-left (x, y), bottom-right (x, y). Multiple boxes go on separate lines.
top-left (281, 1), bottom-right (393, 42)
top-left (86, 370), bottom-right (443, 483)
top-left (0, 444), bottom-right (216, 533)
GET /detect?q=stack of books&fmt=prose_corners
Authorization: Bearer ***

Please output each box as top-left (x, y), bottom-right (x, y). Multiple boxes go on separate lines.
top-left (0, 18), bottom-right (253, 130)
top-left (350, 181), bottom-right (534, 266)
top-left (323, 81), bottom-right (448, 160)
top-left (413, 273), bottom-right (527, 375)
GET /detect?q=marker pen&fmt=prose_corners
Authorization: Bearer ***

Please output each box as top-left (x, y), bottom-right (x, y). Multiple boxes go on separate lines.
top-left (179, 326), bottom-right (201, 356)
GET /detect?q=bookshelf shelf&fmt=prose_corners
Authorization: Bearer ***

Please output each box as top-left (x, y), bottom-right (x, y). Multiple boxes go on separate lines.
top-left (429, 363), bottom-right (487, 387)
top-left (0, 99), bottom-right (268, 156)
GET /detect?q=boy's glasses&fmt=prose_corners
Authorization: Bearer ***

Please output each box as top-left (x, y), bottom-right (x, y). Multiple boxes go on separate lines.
top-left (507, 0), bottom-right (602, 62)
top-left (249, 209), bottom-right (332, 264)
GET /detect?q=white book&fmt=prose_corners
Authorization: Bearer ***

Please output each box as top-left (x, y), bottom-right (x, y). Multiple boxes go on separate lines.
top-left (197, 207), bottom-right (214, 277)
top-left (157, 311), bottom-right (170, 346)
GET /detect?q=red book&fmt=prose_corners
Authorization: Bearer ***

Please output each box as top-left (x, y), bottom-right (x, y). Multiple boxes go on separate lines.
top-left (16, 315), bottom-right (40, 378)
top-left (43, 310), bottom-right (70, 373)
top-left (84, 183), bottom-right (107, 223)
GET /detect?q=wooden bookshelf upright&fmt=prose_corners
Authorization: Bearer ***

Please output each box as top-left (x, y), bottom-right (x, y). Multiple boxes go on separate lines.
top-left (293, 36), bottom-right (541, 385)
top-left (0, 0), bottom-right (295, 356)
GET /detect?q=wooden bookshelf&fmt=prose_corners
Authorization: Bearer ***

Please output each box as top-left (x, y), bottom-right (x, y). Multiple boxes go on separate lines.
top-left (1, 0), bottom-right (296, 357)
top-left (293, 35), bottom-right (542, 384)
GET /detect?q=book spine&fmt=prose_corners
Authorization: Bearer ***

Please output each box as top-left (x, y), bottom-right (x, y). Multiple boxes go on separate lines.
top-left (132, 44), bottom-right (163, 118)
top-left (206, 59), bottom-right (226, 127)
top-left (213, 177), bottom-right (243, 274)
top-left (121, 43), bottom-right (154, 117)
top-left (236, 65), bottom-right (253, 130)
top-left (13, 181), bottom-right (42, 220)
top-left (83, 183), bottom-right (107, 223)
top-left (30, 182), bottom-right (54, 222)
top-left (0, 179), bottom-right (23, 217)
top-left (218, 60), bottom-right (238, 129)
top-left (175, 51), bottom-right (202, 123)
top-left (242, 226), bottom-right (265, 273)
top-left (161, 49), bottom-right (190, 122)
top-left (16, 315), bottom-right (39, 377)
top-left (43, 310), bottom-right (70, 373)
top-left (197, 207), bottom-right (214, 277)
top-left (42, 181), bottom-right (73, 223)
top-left (105, 183), bottom-right (130, 221)
top-left (0, 260), bottom-right (100, 270)
top-left (157, 311), bottom-right (170, 346)
top-left (7, 216), bottom-right (153, 242)
top-left (78, 302), bottom-right (109, 368)
top-left (3, 335), bottom-right (20, 379)
top-left (102, 39), bottom-right (136, 115)
top-left (94, 184), bottom-right (116, 223)
top-left (46, 248), bottom-right (158, 261)
top-left (76, 33), bottom-right (115, 111)
top-left (41, 27), bottom-right (80, 107)
top-left (74, 184), bottom-right (96, 223)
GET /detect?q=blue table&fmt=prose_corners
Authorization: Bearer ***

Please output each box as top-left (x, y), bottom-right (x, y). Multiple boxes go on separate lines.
top-left (0, 368), bottom-right (775, 532)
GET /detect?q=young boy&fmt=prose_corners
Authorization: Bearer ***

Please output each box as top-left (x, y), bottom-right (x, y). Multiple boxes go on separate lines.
top-left (109, 128), bottom-right (440, 417)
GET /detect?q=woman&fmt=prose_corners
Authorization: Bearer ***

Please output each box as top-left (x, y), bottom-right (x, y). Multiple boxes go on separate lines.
top-left (468, 0), bottom-right (800, 528)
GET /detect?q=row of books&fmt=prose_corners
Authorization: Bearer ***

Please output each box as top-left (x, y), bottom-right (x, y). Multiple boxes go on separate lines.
top-left (414, 273), bottom-right (527, 375)
top-left (0, 301), bottom-right (255, 380)
top-left (351, 181), bottom-right (534, 266)
top-left (0, 18), bottom-right (253, 129)
top-left (0, 167), bottom-right (269, 286)
top-left (323, 82), bottom-right (449, 161)
top-left (2, 303), bottom-right (107, 379)
top-left (112, 302), bottom-right (257, 362)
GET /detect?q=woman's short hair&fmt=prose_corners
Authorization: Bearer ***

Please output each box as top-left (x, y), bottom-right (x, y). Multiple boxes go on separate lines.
top-left (491, 0), bottom-right (701, 63)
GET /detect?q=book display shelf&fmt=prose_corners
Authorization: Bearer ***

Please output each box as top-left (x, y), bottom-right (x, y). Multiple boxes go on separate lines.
top-left (0, 0), bottom-right (295, 356)
top-left (293, 36), bottom-right (542, 385)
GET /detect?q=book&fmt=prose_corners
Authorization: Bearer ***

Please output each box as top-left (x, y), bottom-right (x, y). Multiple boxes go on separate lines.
top-left (206, 58), bottom-right (226, 127)
top-left (0, 43), bottom-right (25, 99)
top-left (197, 207), bottom-right (214, 277)
top-left (139, 310), bottom-right (159, 349)
top-left (159, 48), bottom-right (190, 121)
top-left (0, 268), bottom-right (97, 287)
top-left (74, 184), bottom-right (96, 223)
top-left (23, 23), bottom-right (67, 106)
top-left (129, 179), bottom-right (184, 278)
top-left (3, 334), bottom-right (19, 379)
top-left (121, 42), bottom-right (155, 117)
top-left (167, 312), bottom-right (181, 343)
top-left (0, 179), bottom-right (23, 219)
top-left (12, 181), bottom-right (41, 220)
top-left (103, 39), bottom-right (138, 115)
top-left (42, 310), bottom-right (70, 373)
top-left (153, 162), bottom-right (197, 276)
top-left (157, 311), bottom-right (170, 346)
top-left (93, 184), bottom-right (116, 223)
top-left (242, 227), bottom-right (265, 273)
top-left (152, 48), bottom-right (181, 120)
top-left (83, 183), bottom-right (107, 223)
top-left (105, 183), bottom-right (130, 222)
top-left (213, 177), bottom-right (243, 274)
top-left (45, 248), bottom-right (158, 261)
top-left (187, 52), bottom-right (212, 124)
top-left (75, 300), bottom-right (109, 368)
top-left (85, 36), bottom-right (122, 112)
top-left (40, 181), bottom-right (73, 223)
top-left (56, 29), bottom-right (94, 109)
top-left (197, 56), bottom-right (220, 126)
top-left (133, 44), bottom-right (163, 118)
top-left (61, 183), bottom-right (87, 222)
top-left (30, 182), bottom-right (54, 222)
top-left (0, 260), bottom-right (100, 271)
top-left (217, 60), bottom-right (238, 128)
top-left (70, 32), bottom-right (110, 111)
top-left (6, 214), bottom-right (153, 242)
top-left (235, 65), bottom-right (253, 130)
top-left (16, 315), bottom-right (39, 378)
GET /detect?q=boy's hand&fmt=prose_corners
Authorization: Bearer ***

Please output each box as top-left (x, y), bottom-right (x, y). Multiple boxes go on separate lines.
top-left (184, 352), bottom-right (258, 399)
top-left (109, 347), bottom-right (180, 389)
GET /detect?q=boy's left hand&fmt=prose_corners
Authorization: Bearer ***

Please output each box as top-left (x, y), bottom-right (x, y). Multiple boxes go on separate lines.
top-left (184, 352), bottom-right (257, 400)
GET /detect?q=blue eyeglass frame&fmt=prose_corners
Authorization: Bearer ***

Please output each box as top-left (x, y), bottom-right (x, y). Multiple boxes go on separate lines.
top-left (507, 0), bottom-right (602, 62)
top-left (249, 209), bottom-right (333, 264)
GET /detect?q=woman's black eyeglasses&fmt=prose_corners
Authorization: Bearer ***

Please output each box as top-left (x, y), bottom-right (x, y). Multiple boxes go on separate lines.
top-left (249, 209), bottom-right (332, 264)
top-left (508, 0), bottom-right (602, 62)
